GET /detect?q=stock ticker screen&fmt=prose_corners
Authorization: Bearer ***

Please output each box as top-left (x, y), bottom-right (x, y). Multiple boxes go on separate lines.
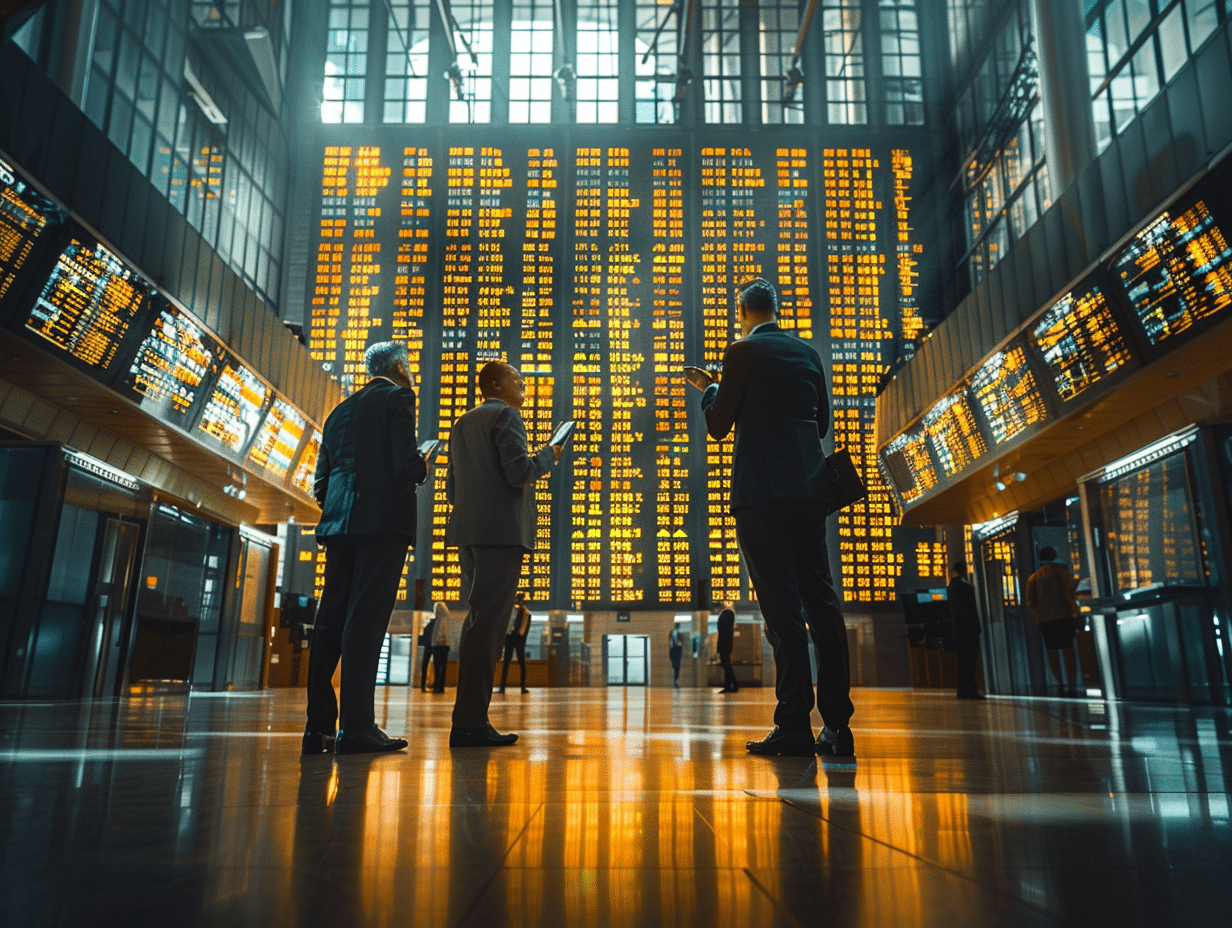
top-left (307, 132), bottom-right (929, 607)
top-left (0, 158), bottom-right (62, 310)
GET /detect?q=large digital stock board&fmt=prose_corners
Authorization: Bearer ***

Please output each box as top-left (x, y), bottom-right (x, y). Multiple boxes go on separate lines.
top-left (307, 130), bottom-right (931, 607)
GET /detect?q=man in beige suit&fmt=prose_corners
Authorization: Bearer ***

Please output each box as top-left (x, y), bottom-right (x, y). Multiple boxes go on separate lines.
top-left (445, 362), bottom-right (560, 747)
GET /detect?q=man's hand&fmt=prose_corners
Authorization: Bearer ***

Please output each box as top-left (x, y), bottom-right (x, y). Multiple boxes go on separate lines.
top-left (552, 444), bottom-right (563, 462)
top-left (700, 382), bottom-right (719, 412)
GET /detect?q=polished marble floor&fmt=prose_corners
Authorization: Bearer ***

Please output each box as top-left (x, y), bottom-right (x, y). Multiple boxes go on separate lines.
top-left (1, 685), bottom-right (1230, 928)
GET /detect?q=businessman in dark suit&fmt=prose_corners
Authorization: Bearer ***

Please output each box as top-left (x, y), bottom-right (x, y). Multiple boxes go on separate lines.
top-left (701, 278), bottom-right (855, 760)
top-left (304, 341), bottom-right (427, 756)
top-left (948, 561), bottom-right (984, 699)
top-left (445, 362), bottom-right (559, 747)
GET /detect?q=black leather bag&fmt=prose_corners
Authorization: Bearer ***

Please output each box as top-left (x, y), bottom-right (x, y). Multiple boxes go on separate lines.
top-left (821, 447), bottom-right (867, 515)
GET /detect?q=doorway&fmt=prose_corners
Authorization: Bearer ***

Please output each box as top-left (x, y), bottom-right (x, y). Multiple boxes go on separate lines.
top-left (603, 634), bottom-right (649, 686)
top-left (82, 519), bottom-right (142, 698)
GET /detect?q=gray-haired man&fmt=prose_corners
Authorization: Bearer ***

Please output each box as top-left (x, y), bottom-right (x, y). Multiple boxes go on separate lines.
top-left (304, 341), bottom-right (428, 755)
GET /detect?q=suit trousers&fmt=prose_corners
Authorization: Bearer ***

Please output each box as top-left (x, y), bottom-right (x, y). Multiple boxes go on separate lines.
top-left (955, 631), bottom-right (981, 697)
top-left (452, 545), bottom-right (526, 728)
top-left (306, 537), bottom-right (408, 736)
top-left (735, 499), bottom-right (853, 733)
top-left (499, 634), bottom-right (528, 689)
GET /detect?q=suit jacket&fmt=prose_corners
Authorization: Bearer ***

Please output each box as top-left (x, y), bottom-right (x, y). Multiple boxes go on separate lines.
top-left (703, 323), bottom-right (830, 511)
top-left (314, 377), bottom-right (424, 542)
top-left (947, 577), bottom-right (982, 638)
top-left (445, 399), bottom-right (555, 550)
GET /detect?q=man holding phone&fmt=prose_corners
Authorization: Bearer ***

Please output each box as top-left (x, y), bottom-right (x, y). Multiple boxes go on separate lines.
top-left (699, 278), bottom-right (855, 761)
top-left (445, 361), bottom-right (563, 747)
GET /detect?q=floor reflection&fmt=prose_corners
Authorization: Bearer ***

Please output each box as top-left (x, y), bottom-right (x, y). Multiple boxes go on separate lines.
top-left (1, 687), bottom-right (1230, 926)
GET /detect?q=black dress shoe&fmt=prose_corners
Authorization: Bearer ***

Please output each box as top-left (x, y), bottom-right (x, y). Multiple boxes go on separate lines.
top-left (449, 724), bottom-right (518, 748)
top-left (816, 725), bottom-right (856, 761)
top-left (746, 727), bottom-right (815, 757)
top-left (520, 688), bottom-right (530, 694)
top-left (334, 727), bottom-right (408, 755)
top-left (301, 731), bottom-right (336, 755)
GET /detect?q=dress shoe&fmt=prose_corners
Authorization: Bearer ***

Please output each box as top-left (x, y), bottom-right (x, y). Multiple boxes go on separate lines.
top-left (449, 724), bottom-right (518, 747)
top-left (301, 731), bottom-right (336, 755)
top-left (334, 727), bottom-right (408, 755)
top-left (816, 725), bottom-right (856, 761)
top-left (520, 687), bottom-right (530, 694)
top-left (746, 727), bottom-right (815, 757)
top-left (956, 692), bottom-right (986, 700)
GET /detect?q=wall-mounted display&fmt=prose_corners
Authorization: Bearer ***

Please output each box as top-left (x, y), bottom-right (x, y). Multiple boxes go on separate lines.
top-left (246, 396), bottom-right (307, 482)
top-left (1031, 280), bottom-right (1133, 403)
top-left (969, 345), bottom-right (1048, 445)
top-left (119, 300), bottom-right (223, 427)
top-left (1111, 198), bottom-right (1232, 345)
top-left (923, 390), bottom-right (987, 478)
top-left (24, 238), bottom-right (147, 377)
top-left (305, 132), bottom-right (931, 606)
top-left (881, 427), bottom-right (937, 504)
top-left (0, 158), bottom-right (62, 312)
top-left (289, 429), bottom-right (322, 498)
top-left (196, 358), bottom-right (270, 459)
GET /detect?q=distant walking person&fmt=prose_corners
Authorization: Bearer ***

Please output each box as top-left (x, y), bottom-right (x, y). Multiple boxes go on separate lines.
top-left (304, 341), bottom-right (428, 756)
top-left (948, 561), bottom-right (984, 699)
top-left (716, 608), bottom-right (739, 693)
top-left (418, 613), bottom-right (436, 691)
top-left (1025, 547), bottom-right (1081, 697)
top-left (700, 278), bottom-right (854, 760)
top-left (445, 362), bottom-right (560, 747)
top-left (668, 625), bottom-right (683, 688)
top-left (499, 592), bottom-right (532, 694)
top-left (430, 601), bottom-right (451, 692)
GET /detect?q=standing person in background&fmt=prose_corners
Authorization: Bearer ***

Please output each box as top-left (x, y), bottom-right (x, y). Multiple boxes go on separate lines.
top-left (445, 362), bottom-right (560, 747)
top-left (948, 561), bottom-right (984, 700)
top-left (430, 601), bottom-right (451, 693)
top-left (716, 607), bottom-right (739, 693)
top-left (304, 341), bottom-right (428, 756)
top-left (700, 278), bottom-right (854, 760)
top-left (668, 625), bottom-right (683, 688)
top-left (1025, 546), bottom-right (1082, 697)
top-left (418, 612), bottom-right (436, 692)
top-left (498, 592), bottom-right (532, 694)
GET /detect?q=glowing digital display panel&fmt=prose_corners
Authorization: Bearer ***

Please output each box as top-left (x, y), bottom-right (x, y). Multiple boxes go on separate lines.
top-left (923, 390), bottom-right (987, 477)
top-left (25, 239), bottom-right (147, 376)
top-left (0, 158), bottom-right (60, 308)
top-left (1112, 198), bottom-right (1232, 345)
top-left (196, 358), bottom-right (269, 457)
top-left (307, 134), bottom-right (928, 606)
top-left (969, 345), bottom-right (1048, 445)
top-left (290, 428), bottom-right (322, 497)
top-left (247, 396), bottom-right (307, 481)
top-left (881, 427), bottom-right (937, 504)
top-left (120, 300), bottom-right (223, 425)
top-left (1031, 281), bottom-right (1133, 403)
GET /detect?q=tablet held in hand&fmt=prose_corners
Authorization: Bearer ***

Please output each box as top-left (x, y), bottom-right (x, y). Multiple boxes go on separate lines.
top-left (683, 366), bottom-right (716, 391)
top-left (549, 420), bottom-right (576, 447)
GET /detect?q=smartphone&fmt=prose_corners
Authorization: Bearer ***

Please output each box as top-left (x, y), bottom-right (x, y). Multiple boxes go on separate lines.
top-left (549, 420), bottom-right (576, 447)
top-left (682, 366), bottom-right (715, 391)
top-left (418, 439), bottom-right (444, 467)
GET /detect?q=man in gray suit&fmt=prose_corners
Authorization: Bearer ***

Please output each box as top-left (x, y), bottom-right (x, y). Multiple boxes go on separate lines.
top-left (446, 361), bottom-right (560, 747)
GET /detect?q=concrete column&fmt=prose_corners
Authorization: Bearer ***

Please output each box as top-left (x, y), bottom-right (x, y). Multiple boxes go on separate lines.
top-left (1031, 0), bottom-right (1097, 195)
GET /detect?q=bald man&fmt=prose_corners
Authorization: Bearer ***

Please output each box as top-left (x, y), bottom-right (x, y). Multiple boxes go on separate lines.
top-left (445, 362), bottom-right (560, 747)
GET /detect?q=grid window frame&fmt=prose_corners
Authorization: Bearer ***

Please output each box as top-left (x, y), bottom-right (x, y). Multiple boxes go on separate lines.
top-left (576, 0), bottom-right (621, 124)
top-left (701, 0), bottom-right (743, 125)
top-left (634, 0), bottom-right (681, 125)
top-left (383, 0), bottom-right (433, 124)
top-left (509, 0), bottom-right (557, 125)
top-left (823, 0), bottom-right (867, 125)
top-left (323, 0), bottom-right (370, 125)
top-left (759, 0), bottom-right (804, 126)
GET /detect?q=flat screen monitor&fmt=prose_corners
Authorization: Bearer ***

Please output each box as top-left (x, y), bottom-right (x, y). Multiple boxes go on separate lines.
top-left (196, 357), bottom-right (270, 459)
top-left (118, 299), bottom-right (224, 428)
